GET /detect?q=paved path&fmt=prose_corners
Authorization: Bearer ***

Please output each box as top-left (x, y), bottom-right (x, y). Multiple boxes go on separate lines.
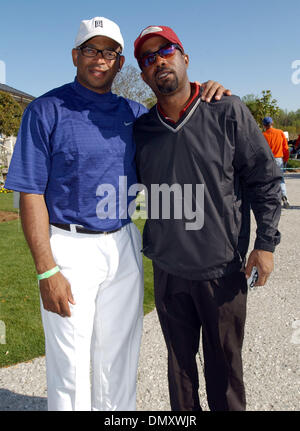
top-left (0, 175), bottom-right (299, 411)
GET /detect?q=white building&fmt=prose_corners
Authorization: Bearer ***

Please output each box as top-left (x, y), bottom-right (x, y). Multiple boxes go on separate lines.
top-left (0, 83), bottom-right (35, 107)
top-left (0, 135), bottom-right (17, 171)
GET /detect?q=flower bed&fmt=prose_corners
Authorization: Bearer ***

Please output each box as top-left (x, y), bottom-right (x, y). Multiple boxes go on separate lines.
top-left (0, 186), bottom-right (13, 194)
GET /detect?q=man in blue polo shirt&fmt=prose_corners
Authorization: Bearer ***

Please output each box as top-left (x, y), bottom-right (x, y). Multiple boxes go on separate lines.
top-left (6, 16), bottom-right (147, 411)
top-left (5, 16), bottom-right (229, 411)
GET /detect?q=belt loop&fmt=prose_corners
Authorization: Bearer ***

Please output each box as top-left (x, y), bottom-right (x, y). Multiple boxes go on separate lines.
top-left (70, 224), bottom-right (77, 233)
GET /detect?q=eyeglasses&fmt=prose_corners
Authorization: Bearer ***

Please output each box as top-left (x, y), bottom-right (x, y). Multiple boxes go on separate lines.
top-left (78, 46), bottom-right (121, 60)
top-left (139, 43), bottom-right (183, 68)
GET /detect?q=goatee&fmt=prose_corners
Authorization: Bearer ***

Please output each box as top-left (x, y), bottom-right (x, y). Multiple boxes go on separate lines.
top-left (157, 76), bottom-right (179, 95)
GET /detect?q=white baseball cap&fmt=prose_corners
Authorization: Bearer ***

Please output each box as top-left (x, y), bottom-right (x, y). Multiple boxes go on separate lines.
top-left (75, 17), bottom-right (124, 50)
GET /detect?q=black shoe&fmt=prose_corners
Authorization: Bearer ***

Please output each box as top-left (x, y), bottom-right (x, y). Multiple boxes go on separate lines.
top-left (282, 196), bottom-right (290, 209)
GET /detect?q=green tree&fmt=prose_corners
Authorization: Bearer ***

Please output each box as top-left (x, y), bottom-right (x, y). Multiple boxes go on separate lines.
top-left (242, 94), bottom-right (259, 120)
top-left (254, 90), bottom-right (280, 128)
top-left (112, 64), bottom-right (154, 106)
top-left (0, 91), bottom-right (23, 137)
top-left (274, 108), bottom-right (300, 139)
top-left (143, 95), bottom-right (157, 109)
top-left (242, 90), bottom-right (280, 129)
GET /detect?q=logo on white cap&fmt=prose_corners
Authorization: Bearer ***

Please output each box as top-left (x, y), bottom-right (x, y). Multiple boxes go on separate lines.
top-left (75, 16), bottom-right (124, 49)
top-left (140, 26), bottom-right (163, 38)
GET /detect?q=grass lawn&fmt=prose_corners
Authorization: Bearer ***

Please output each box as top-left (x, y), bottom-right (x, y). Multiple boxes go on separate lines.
top-left (0, 218), bottom-right (44, 367)
top-left (0, 193), bottom-right (154, 367)
top-left (286, 159), bottom-right (300, 169)
top-left (0, 191), bottom-right (19, 213)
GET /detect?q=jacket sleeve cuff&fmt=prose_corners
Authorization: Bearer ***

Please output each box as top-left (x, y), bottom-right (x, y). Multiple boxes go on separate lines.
top-left (254, 240), bottom-right (276, 253)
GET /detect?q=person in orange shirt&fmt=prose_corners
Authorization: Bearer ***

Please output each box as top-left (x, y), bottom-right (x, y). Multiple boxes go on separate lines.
top-left (263, 117), bottom-right (290, 208)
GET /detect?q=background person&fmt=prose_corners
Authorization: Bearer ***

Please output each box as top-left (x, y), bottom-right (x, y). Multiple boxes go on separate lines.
top-left (262, 116), bottom-right (290, 208)
top-left (133, 25), bottom-right (282, 411)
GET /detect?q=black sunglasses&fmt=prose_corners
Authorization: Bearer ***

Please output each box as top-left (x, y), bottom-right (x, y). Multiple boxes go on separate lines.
top-left (138, 43), bottom-right (183, 68)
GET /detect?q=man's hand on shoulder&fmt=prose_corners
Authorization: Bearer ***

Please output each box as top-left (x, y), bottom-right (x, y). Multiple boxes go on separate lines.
top-left (196, 80), bottom-right (232, 103)
top-left (245, 249), bottom-right (274, 287)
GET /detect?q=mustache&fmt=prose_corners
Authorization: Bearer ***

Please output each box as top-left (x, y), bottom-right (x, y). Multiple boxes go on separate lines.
top-left (88, 66), bottom-right (108, 72)
top-left (155, 67), bottom-right (173, 78)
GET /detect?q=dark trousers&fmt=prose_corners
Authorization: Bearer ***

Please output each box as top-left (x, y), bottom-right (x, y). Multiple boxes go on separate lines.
top-left (153, 263), bottom-right (248, 411)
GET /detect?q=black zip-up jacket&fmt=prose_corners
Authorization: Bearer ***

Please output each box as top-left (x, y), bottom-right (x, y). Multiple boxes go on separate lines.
top-left (134, 90), bottom-right (282, 280)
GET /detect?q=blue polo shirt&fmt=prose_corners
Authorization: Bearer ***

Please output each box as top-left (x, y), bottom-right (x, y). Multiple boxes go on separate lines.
top-left (5, 78), bottom-right (148, 231)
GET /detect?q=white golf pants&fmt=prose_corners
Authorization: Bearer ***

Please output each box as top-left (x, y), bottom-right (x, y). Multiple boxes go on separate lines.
top-left (40, 222), bottom-right (144, 411)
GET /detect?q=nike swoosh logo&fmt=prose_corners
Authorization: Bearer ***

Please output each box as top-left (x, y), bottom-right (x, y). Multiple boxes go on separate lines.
top-left (124, 122), bottom-right (133, 126)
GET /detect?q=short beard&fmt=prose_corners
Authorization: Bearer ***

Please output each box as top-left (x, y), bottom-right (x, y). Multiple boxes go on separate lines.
top-left (157, 76), bottom-right (179, 95)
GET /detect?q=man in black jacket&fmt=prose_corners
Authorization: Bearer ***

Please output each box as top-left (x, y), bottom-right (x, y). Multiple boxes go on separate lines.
top-left (133, 26), bottom-right (282, 411)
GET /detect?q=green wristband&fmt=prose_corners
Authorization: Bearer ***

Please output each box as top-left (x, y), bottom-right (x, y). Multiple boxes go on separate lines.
top-left (37, 266), bottom-right (60, 281)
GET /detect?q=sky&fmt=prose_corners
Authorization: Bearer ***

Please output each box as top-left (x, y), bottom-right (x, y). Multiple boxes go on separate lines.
top-left (0, 0), bottom-right (299, 112)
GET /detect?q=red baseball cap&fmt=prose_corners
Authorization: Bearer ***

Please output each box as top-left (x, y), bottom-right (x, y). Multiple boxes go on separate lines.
top-left (134, 25), bottom-right (184, 59)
